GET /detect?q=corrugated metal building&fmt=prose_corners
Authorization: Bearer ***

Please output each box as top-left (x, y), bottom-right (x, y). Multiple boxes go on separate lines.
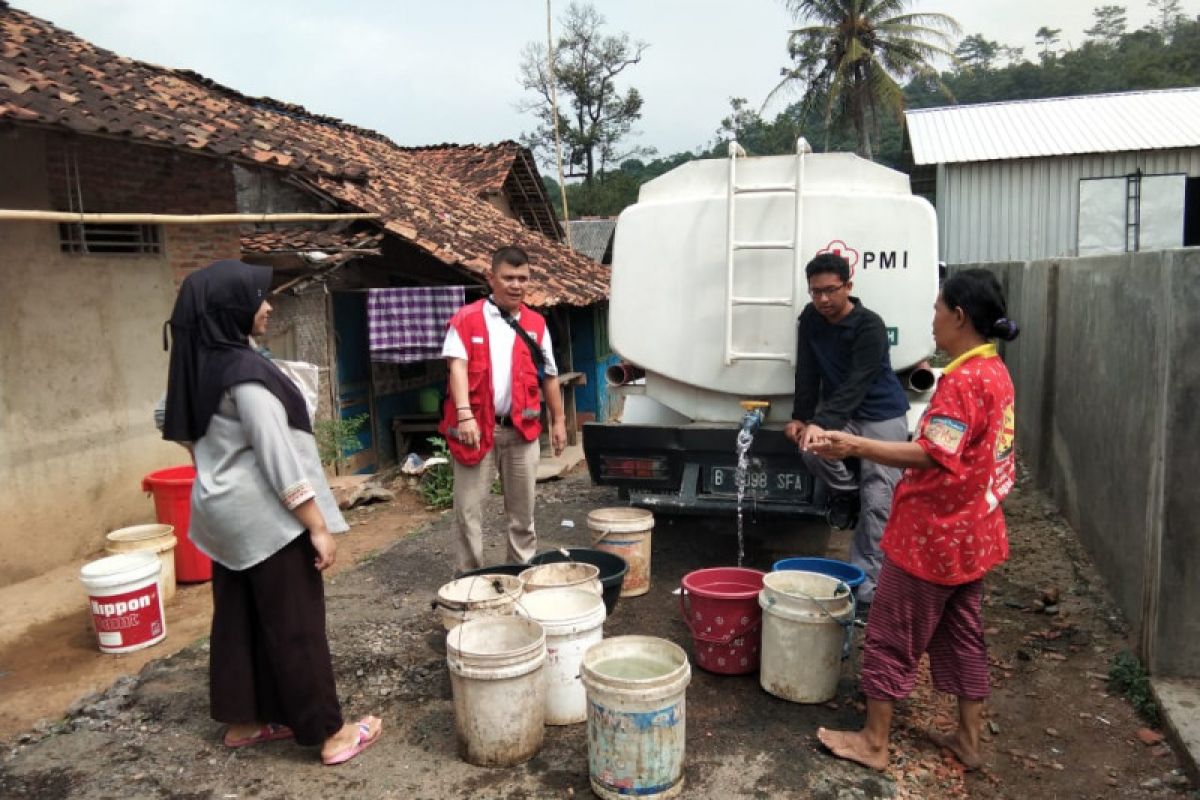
top-left (904, 88), bottom-right (1200, 264)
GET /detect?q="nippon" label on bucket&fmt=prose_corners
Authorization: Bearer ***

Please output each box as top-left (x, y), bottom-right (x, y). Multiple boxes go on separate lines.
top-left (87, 584), bottom-right (164, 653)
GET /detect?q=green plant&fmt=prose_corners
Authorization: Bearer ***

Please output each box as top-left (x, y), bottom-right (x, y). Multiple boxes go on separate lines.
top-left (1108, 650), bottom-right (1159, 725)
top-left (420, 436), bottom-right (455, 509)
top-left (314, 413), bottom-right (368, 470)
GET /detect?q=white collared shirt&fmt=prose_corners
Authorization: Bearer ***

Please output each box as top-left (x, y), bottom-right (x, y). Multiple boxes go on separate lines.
top-left (440, 300), bottom-right (558, 416)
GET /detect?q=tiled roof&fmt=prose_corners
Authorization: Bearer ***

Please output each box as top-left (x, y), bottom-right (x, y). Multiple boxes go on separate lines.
top-left (405, 142), bottom-right (521, 197)
top-left (906, 88), bottom-right (1200, 165)
top-left (240, 227), bottom-right (384, 255)
top-left (566, 218), bottom-right (617, 264)
top-left (407, 143), bottom-right (563, 241)
top-left (0, 2), bottom-right (605, 306)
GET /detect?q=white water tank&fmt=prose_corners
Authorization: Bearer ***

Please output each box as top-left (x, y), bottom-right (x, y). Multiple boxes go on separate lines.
top-left (609, 149), bottom-right (938, 423)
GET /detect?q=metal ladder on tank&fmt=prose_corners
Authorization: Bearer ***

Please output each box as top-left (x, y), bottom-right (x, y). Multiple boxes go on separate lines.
top-left (723, 137), bottom-right (812, 366)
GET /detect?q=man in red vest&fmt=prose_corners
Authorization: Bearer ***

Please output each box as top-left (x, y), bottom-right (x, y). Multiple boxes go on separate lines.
top-left (439, 246), bottom-right (567, 573)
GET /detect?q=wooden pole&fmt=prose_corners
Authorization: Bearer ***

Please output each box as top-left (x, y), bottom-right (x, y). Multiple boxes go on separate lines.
top-left (547, 0), bottom-right (572, 247)
top-left (0, 210), bottom-right (380, 224)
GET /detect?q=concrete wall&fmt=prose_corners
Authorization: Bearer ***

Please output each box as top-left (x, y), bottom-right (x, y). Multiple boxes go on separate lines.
top-left (963, 249), bottom-right (1200, 677)
top-left (0, 129), bottom-right (240, 585)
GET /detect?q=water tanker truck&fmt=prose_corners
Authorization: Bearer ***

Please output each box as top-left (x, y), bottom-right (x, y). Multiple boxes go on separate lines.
top-left (582, 139), bottom-right (939, 527)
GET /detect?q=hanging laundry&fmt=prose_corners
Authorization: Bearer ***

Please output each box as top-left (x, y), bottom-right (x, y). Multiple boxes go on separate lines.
top-left (367, 286), bottom-right (465, 363)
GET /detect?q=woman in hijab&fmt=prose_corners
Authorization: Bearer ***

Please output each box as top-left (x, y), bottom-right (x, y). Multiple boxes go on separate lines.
top-left (163, 259), bottom-right (381, 766)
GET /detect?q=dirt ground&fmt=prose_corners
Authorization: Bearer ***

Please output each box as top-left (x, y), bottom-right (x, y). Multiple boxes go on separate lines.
top-left (1, 464), bottom-right (1196, 799)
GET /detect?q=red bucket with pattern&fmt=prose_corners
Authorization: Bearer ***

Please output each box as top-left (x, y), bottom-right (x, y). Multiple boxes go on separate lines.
top-left (679, 567), bottom-right (766, 675)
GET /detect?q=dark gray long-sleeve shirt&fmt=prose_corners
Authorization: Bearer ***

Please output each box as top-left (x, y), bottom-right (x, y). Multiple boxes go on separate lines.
top-left (791, 298), bottom-right (909, 430)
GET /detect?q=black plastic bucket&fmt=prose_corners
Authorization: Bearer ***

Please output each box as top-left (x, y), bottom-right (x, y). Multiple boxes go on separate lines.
top-left (529, 548), bottom-right (629, 616)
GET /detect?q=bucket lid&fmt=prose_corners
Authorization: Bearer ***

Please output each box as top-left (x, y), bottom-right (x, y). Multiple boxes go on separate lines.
top-left (586, 507), bottom-right (654, 534)
top-left (106, 523), bottom-right (175, 544)
top-left (80, 551), bottom-right (161, 589)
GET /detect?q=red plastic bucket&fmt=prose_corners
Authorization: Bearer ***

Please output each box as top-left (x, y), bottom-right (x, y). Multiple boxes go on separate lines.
top-left (679, 567), bottom-right (766, 675)
top-left (142, 465), bottom-right (212, 583)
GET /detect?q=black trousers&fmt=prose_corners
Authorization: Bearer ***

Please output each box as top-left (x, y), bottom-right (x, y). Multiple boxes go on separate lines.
top-left (210, 534), bottom-right (343, 746)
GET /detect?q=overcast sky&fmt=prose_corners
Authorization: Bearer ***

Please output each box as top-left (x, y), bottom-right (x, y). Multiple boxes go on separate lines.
top-left (12, 1), bottom-right (1184, 158)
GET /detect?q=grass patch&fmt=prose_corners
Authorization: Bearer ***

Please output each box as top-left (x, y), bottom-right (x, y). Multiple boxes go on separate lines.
top-left (1108, 650), bottom-right (1159, 726)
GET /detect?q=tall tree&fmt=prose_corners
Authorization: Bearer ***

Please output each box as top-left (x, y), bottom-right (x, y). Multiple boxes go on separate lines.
top-left (1084, 5), bottom-right (1129, 43)
top-left (1035, 26), bottom-right (1062, 61)
top-left (767, 0), bottom-right (960, 160)
top-left (1146, 0), bottom-right (1183, 36)
top-left (955, 34), bottom-right (1001, 71)
top-left (518, 2), bottom-right (648, 182)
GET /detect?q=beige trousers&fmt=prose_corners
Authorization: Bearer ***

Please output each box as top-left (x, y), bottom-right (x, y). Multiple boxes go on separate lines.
top-left (452, 426), bottom-right (540, 572)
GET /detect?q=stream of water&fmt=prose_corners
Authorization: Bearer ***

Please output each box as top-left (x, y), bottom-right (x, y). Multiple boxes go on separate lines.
top-left (733, 426), bottom-right (755, 568)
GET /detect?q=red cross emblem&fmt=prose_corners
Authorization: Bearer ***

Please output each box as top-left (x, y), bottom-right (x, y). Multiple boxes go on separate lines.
top-left (817, 240), bottom-right (859, 277)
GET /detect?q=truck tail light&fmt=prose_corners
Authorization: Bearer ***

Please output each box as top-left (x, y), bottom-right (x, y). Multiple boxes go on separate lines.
top-left (599, 456), bottom-right (669, 480)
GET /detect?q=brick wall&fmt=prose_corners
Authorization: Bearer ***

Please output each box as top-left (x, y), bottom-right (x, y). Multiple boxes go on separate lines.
top-left (268, 288), bottom-right (335, 422)
top-left (45, 133), bottom-right (241, 283)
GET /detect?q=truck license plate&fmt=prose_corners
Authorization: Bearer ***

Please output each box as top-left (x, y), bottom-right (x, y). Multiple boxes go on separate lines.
top-left (705, 466), bottom-right (808, 497)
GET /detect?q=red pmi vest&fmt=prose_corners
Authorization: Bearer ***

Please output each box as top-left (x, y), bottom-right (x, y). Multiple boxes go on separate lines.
top-left (439, 299), bottom-right (546, 466)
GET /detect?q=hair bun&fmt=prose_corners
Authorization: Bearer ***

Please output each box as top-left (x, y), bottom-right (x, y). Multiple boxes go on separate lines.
top-left (992, 317), bottom-right (1020, 342)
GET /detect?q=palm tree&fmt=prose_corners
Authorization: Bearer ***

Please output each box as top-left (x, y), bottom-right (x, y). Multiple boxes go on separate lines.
top-left (768, 0), bottom-right (960, 159)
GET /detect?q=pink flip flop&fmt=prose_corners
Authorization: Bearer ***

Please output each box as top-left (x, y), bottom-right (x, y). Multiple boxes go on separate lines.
top-left (322, 718), bottom-right (382, 766)
top-left (223, 722), bottom-right (294, 748)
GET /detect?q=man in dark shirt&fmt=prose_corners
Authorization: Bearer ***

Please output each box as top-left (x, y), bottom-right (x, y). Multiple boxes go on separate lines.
top-left (784, 253), bottom-right (909, 609)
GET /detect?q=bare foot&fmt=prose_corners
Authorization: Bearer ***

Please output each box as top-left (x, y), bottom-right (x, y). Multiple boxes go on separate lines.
top-left (817, 727), bottom-right (889, 771)
top-left (930, 729), bottom-right (983, 770)
top-left (223, 722), bottom-right (262, 746)
top-left (320, 715), bottom-right (382, 763)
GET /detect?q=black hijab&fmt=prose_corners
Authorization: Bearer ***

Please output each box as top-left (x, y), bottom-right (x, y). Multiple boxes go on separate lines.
top-left (162, 259), bottom-right (312, 442)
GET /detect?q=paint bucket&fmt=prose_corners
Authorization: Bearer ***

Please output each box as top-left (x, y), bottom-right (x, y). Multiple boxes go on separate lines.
top-left (446, 616), bottom-right (546, 766)
top-left (587, 507), bottom-right (653, 597)
top-left (142, 465), bottom-right (212, 583)
top-left (435, 574), bottom-right (523, 632)
top-left (580, 635), bottom-right (691, 800)
top-left (679, 567), bottom-right (766, 675)
top-left (772, 557), bottom-right (865, 588)
top-left (758, 570), bottom-right (854, 703)
top-left (105, 524), bottom-right (178, 602)
top-left (529, 547), bottom-right (628, 616)
top-left (79, 551), bottom-right (167, 654)
top-left (516, 588), bottom-right (606, 725)
top-left (519, 562), bottom-right (603, 598)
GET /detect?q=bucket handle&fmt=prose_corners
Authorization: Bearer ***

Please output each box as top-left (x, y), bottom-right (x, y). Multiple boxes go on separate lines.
top-left (680, 588), bottom-right (762, 645)
top-left (763, 582), bottom-right (855, 629)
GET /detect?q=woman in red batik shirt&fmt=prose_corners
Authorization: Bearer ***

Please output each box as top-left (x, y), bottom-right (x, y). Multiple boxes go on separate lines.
top-left (809, 268), bottom-right (1020, 772)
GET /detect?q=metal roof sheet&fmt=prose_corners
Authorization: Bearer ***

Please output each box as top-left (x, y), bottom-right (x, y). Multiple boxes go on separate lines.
top-left (905, 88), bottom-right (1200, 165)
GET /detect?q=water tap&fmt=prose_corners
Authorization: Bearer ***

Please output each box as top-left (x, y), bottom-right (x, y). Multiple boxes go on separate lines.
top-left (738, 400), bottom-right (769, 434)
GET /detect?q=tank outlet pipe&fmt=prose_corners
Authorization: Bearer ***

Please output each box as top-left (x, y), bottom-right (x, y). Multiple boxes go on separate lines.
top-left (604, 362), bottom-right (646, 387)
top-left (738, 400), bottom-right (770, 436)
top-left (906, 362), bottom-right (937, 393)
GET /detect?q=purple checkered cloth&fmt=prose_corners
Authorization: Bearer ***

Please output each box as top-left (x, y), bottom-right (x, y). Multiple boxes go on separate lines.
top-left (367, 286), bottom-right (465, 363)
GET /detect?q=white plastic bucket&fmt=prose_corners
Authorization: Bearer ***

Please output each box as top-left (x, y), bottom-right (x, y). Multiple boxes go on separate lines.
top-left (435, 574), bottom-right (523, 631)
top-left (519, 562), bottom-right (603, 598)
top-left (580, 635), bottom-right (691, 800)
top-left (79, 551), bottom-right (167, 654)
top-left (105, 523), bottom-right (178, 602)
top-left (446, 616), bottom-right (547, 766)
top-left (587, 507), bottom-right (653, 597)
top-left (758, 570), bottom-right (854, 704)
top-left (517, 588), bottom-right (606, 725)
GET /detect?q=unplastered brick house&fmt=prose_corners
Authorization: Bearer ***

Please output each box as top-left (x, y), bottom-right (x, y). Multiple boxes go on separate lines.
top-left (0, 1), bottom-right (609, 586)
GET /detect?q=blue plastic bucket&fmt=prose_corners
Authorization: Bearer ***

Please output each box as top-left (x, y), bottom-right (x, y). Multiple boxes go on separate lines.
top-left (772, 557), bottom-right (865, 588)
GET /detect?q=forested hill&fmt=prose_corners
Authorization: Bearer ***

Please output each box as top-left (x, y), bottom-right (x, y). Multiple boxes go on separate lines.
top-left (546, 14), bottom-right (1200, 218)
